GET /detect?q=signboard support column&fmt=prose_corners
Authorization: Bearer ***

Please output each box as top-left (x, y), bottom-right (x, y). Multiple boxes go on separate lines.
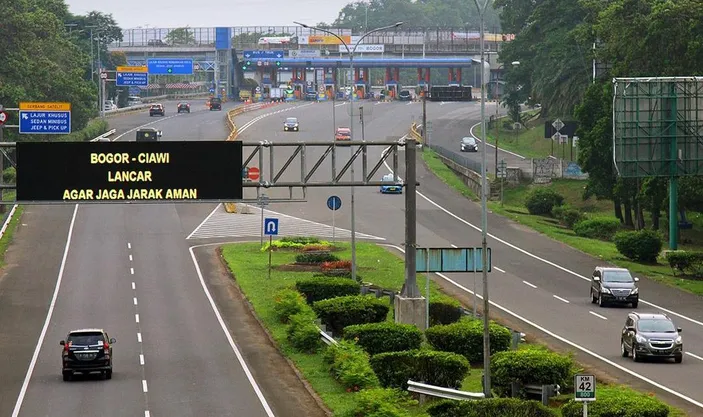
top-left (425, 248), bottom-right (430, 329)
top-left (332, 202), bottom-right (336, 242)
top-left (268, 235), bottom-right (273, 280)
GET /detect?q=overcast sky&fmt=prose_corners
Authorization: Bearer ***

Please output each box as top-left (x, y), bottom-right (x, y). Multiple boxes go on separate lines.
top-left (64, 0), bottom-right (351, 29)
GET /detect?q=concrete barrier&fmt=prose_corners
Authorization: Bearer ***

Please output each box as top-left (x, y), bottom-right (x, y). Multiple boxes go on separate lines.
top-left (103, 93), bottom-right (211, 117)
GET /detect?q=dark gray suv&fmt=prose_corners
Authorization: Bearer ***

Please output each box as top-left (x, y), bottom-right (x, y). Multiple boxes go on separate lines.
top-left (590, 266), bottom-right (639, 308)
top-left (621, 312), bottom-right (682, 363)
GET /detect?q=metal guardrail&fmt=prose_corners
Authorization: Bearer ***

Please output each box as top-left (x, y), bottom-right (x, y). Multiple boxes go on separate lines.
top-left (103, 92), bottom-right (211, 116)
top-left (319, 328), bottom-right (338, 346)
top-left (511, 382), bottom-right (561, 406)
top-left (407, 380), bottom-right (485, 401)
top-left (90, 129), bottom-right (117, 142)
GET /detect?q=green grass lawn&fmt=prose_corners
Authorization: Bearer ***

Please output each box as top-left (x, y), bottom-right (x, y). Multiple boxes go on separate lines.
top-left (420, 149), bottom-right (478, 201)
top-left (0, 191), bottom-right (22, 269)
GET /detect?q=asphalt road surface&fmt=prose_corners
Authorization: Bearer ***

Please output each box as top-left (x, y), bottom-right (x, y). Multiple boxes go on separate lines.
top-left (229, 98), bottom-right (703, 415)
top-left (0, 102), bottom-right (327, 417)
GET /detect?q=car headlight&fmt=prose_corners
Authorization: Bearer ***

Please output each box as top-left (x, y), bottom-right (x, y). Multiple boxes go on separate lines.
top-left (675, 335), bottom-right (682, 344)
top-left (631, 288), bottom-right (638, 294)
top-left (601, 287), bottom-right (611, 294)
top-left (636, 335), bottom-right (647, 344)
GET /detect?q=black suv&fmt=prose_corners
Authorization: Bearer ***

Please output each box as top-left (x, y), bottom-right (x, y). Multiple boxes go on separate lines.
top-left (398, 90), bottom-right (412, 101)
top-left (60, 329), bottom-right (116, 381)
top-left (621, 312), bottom-right (682, 363)
top-left (590, 266), bottom-right (639, 308)
top-left (209, 97), bottom-right (222, 111)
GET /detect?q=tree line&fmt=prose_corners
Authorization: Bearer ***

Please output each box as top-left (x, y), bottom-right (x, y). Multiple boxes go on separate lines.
top-left (495, 0), bottom-right (703, 230)
top-left (1, 0), bottom-right (124, 141)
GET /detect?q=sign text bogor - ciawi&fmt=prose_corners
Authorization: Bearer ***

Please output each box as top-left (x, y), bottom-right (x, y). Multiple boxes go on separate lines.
top-left (63, 152), bottom-right (197, 200)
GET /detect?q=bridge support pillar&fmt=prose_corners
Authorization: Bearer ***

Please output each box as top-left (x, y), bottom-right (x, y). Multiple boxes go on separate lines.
top-left (449, 68), bottom-right (454, 83)
top-left (456, 68), bottom-right (462, 85)
top-left (425, 68), bottom-right (431, 85)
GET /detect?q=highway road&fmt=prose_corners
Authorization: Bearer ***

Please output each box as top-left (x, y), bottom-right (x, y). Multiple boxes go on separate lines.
top-left (0, 101), bottom-right (327, 417)
top-left (215, 98), bottom-right (703, 415)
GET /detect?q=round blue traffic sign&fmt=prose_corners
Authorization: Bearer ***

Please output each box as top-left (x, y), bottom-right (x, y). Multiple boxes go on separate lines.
top-left (327, 195), bottom-right (342, 211)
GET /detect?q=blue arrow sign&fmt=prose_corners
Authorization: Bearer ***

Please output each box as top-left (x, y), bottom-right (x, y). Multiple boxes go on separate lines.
top-left (116, 72), bottom-right (148, 87)
top-left (243, 50), bottom-right (285, 60)
top-left (264, 218), bottom-right (279, 235)
top-left (327, 195), bottom-right (342, 211)
top-left (147, 59), bottom-right (193, 75)
top-left (19, 111), bottom-right (71, 134)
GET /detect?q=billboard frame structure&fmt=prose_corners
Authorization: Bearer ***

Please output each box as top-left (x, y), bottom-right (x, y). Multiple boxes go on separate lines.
top-left (612, 77), bottom-right (703, 249)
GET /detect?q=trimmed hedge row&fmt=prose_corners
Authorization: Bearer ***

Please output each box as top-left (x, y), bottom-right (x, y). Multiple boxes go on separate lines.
top-left (429, 299), bottom-right (463, 326)
top-left (491, 347), bottom-right (575, 397)
top-left (427, 398), bottom-right (557, 417)
top-left (295, 277), bottom-right (360, 304)
top-left (561, 388), bottom-right (670, 417)
top-left (295, 252), bottom-right (340, 264)
top-left (313, 295), bottom-right (389, 335)
top-left (343, 322), bottom-right (423, 355)
top-left (573, 218), bottom-right (621, 241)
top-left (345, 388), bottom-right (417, 417)
top-left (614, 229), bottom-right (662, 263)
top-left (273, 288), bottom-right (322, 352)
top-left (666, 250), bottom-right (703, 276)
top-left (369, 349), bottom-right (469, 390)
top-left (322, 340), bottom-right (379, 391)
top-left (425, 319), bottom-right (512, 363)
top-left (273, 288), bottom-right (308, 323)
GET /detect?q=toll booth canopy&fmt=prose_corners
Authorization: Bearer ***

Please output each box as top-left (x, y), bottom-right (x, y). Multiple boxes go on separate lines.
top-left (136, 128), bottom-right (161, 142)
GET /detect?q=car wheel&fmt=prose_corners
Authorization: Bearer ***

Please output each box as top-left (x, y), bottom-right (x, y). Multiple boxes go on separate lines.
top-left (621, 340), bottom-right (628, 357)
top-left (632, 345), bottom-right (640, 362)
top-left (598, 293), bottom-right (606, 307)
top-left (632, 301), bottom-right (638, 308)
top-left (62, 371), bottom-right (72, 381)
top-left (105, 369), bottom-right (112, 380)
top-left (591, 290), bottom-right (597, 304)
top-left (675, 355), bottom-right (683, 363)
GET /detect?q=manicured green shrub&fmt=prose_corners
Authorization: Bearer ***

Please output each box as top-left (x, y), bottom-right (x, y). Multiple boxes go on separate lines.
top-left (552, 205), bottom-right (584, 228)
top-left (344, 388), bottom-right (417, 417)
top-left (322, 340), bottom-right (379, 391)
top-left (560, 387), bottom-right (669, 417)
top-left (281, 236), bottom-right (321, 244)
top-left (295, 277), bottom-right (360, 304)
top-left (370, 350), bottom-right (469, 390)
top-left (665, 250), bottom-right (703, 276)
top-left (295, 251), bottom-right (340, 264)
top-left (286, 311), bottom-right (321, 353)
top-left (425, 319), bottom-right (512, 363)
top-left (272, 288), bottom-right (308, 323)
top-left (427, 398), bottom-right (557, 417)
top-left (343, 322), bottom-right (423, 355)
top-left (525, 188), bottom-right (565, 215)
top-left (429, 299), bottom-right (462, 326)
top-left (313, 295), bottom-right (389, 335)
top-left (614, 229), bottom-right (663, 263)
top-left (491, 347), bottom-right (575, 397)
top-left (573, 217), bottom-right (621, 240)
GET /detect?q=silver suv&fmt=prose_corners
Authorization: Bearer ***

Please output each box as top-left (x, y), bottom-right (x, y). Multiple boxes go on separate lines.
top-left (621, 312), bottom-right (682, 363)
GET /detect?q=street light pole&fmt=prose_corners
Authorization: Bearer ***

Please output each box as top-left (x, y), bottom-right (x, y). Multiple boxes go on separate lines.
top-left (294, 21), bottom-right (404, 282)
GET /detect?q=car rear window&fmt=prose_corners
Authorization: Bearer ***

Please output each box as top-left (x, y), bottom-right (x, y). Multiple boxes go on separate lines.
top-left (211, 98), bottom-right (221, 103)
top-left (68, 332), bottom-right (104, 345)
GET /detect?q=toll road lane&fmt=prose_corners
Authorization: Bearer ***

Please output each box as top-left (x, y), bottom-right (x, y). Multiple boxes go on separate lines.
top-left (126, 204), bottom-right (273, 417)
top-left (12, 205), bottom-right (145, 417)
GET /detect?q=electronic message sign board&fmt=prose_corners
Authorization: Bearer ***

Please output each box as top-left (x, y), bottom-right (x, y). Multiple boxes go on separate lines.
top-left (16, 141), bottom-right (243, 202)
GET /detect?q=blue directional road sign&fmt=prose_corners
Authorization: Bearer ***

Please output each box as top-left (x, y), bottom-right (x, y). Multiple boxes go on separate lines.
top-left (18, 102), bottom-right (71, 135)
top-left (147, 59), bottom-right (194, 75)
top-left (209, 88), bottom-right (215, 93)
top-left (327, 195), bottom-right (342, 211)
top-left (264, 218), bottom-right (279, 236)
top-left (116, 72), bottom-right (148, 86)
top-left (243, 50), bottom-right (285, 60)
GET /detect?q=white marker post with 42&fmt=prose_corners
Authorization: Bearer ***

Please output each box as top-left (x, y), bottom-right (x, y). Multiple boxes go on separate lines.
top-left (574, 374), bottom-right (596, 416)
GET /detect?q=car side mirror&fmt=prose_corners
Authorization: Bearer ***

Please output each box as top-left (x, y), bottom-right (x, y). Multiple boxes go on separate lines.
top-left (59, 340), bottom-right (65, 346)
top-left (634, 277), bottom-right (640, 282)
top-left (109, 338), bottom-right (116, 344)
top-left (626, 326), bottom-right (635, 332)
top-left (677, 328), bottom-right (682, 333)
top-left (593, 276), bottom-right (600, 281)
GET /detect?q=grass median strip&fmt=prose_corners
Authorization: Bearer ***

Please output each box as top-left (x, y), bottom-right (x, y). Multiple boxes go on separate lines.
top-left (0, 191), bottom-right (22, 269)
top-left (420, 149), bottom-right (478, 201)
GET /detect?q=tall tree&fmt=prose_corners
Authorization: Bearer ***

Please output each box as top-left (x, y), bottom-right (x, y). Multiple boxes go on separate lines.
top-left (165, 27), bottom-right (196, 45)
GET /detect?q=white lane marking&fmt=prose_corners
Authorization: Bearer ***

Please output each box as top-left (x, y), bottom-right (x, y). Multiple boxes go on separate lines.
top-left (469, 120), bottom-right (526, 159)
top-left (145, 411), bottom-right (150, 417)
top-left (133, 297), bottom-right (138, 305)
top-left (129, 254), bottom-right (133, 262)
top-left (132, 282), bottom-right (136, 290)
top-left (450, 244), bottom-right (458, 248)
top-left (135, 314), bottom-right (140, 323)
top-left (130, 267), bottom-right (135, 275)
top-left (238, 103), bottom-right (313, 135)
top-left (113, 114), bottom-right (180, 141)
top-left (523, 280), bottom-right (537, 289)
top-left (128, 242), bottom-right (132, 249)
top-left (11, 204), bottom-right (80, 417)
top-left (189, 245), bottom-right (276, 417)
top-left (137, 332), bottom-right (142, 343)
top-left (0, 204), bottom-right (18, 239)
top-left (553, 295), bottom-right (570, 304)
top-left (494, 266), bottom-right (506, 273)
top-left (686, 352), bottom-right (703, 361)
top-left (139, 354), bottom-right (145, 365)
top-left (142, 380), bottom-right (148, 393)
top-left (381, 152), bottom-right (703, 330)
top-left (379, 243), bottom-right (703, 410)
top-left (589, 311), bottom-right (608, 321)
top-left (185, 203), bottom-right (222, 240)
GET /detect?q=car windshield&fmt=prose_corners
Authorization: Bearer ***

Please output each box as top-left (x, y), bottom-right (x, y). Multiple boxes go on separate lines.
top-left (382, 174), bottom-right (395, 181)
top-left (68, 332), bottom-right (104, 345)
top-left (286, 118), bottom-right (298, 123)
top-left (462, 137), bottom-right (475, 144)
top-left (602, 270), bottom-right (633, 283)
top-left (637, 319), bottom-right (677, 333)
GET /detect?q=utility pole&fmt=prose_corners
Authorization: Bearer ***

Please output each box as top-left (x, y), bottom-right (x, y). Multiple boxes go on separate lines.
top-left (422, 91), bottom-right (427, 147)
top-left (360, 106), bottom-right (365, 142)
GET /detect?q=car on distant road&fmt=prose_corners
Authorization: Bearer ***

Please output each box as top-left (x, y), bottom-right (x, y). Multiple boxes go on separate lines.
top-left (209, 97), bottom-right (222, 111)
top-left (460, 136), bottom-right (478, 152)
top-left (335, 127), bottom-right (351, 145)
top-left (591, 266), bottom-right (639, 308)
top-left (284, 117), bottom-right (299, 131)
top-left (177, 102), bottom-right (190, 113)
top-left (398, 90), bottom-right (412, 101)
top-left (621, 312), bottom-right (682, 363)
top-left (149, 103), bottom-right (165, 117)
top-left (380, 173), bottom-right (403, 194)
top-left (305, 91), bottom-right (318, 101)
top-left (60, 328), bottom-right (116, 381)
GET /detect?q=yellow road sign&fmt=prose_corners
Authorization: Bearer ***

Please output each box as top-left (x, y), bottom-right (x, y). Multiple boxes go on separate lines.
top-left (19, 102), bottom-right (71, 111)
top-left (117, 66), bottom-right (148, 73)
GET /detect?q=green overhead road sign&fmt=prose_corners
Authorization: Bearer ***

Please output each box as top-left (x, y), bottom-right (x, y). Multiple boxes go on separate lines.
top-left (574, 374), bottom-right (596, 401)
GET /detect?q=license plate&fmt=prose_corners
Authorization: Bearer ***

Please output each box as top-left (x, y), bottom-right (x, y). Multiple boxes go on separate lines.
top-left (617, 297), bottom-right (625, 300)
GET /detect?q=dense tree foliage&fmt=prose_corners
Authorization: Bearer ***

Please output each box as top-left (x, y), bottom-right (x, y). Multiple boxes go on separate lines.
top-left (496, 0), bottom-right (703, 230)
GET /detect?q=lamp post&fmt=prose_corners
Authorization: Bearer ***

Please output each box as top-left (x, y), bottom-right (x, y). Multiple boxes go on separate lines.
top-left (493, 61), bottom-right (520, 177)
top-left (294, 21), bottom-right (404, 282)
